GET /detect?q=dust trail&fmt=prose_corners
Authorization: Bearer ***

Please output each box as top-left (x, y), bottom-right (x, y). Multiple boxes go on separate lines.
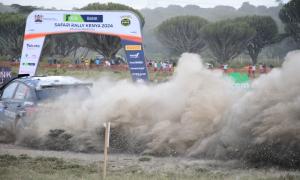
top-left (189, 51), bottom-right (300, 168)
top-left (18, 52), bottom-right (300, 168)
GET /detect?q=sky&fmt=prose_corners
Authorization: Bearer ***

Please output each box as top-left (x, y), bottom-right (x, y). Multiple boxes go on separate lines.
top-left (0, 0), bottom-right (289, 10)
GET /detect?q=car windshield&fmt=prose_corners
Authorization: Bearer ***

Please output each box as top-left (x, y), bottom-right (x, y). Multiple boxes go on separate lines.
top-left (36, 86), bottom-right (90, 101)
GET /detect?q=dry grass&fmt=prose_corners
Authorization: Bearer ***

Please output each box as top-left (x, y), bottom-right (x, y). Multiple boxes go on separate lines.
top-left (0, 154), bottom-right (299, 180)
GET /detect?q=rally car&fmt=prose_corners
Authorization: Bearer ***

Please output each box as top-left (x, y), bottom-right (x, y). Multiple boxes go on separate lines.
top-left (0, 75), bottom-right (92, 141)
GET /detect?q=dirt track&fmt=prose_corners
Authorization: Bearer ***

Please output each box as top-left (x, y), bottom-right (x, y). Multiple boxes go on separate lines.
top-left (1, 143), bottom-right (300, 178)
top-left (0, 143), bottom-right (241, 173)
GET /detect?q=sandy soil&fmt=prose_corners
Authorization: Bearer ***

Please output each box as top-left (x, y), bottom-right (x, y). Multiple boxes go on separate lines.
top-left (0, 143), bottom-right (239, 172)
top-left (1, 143), bottom-right (300, 178)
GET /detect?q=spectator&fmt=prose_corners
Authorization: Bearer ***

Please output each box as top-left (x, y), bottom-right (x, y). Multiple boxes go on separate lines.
top-left (84, 58), bottom-right (90, 69)
top-left (263, 63), bottom-right (267, 73)
top-left (90, 58), bottom-right (95, 65)
top-left (168, 63), bottom-right (173, 72)
top-left (223, 64), bottom-right (228, 73)
top-left (162, 62), bottom-right (166, 72)
top-left (248, 64), bottom-right (252, 78)
top-left (105, 60), bottom-right (111, 67)
top-left (172, 62), bottom-right (177, 68)
top-left (154, 61), bottom-right (158, 72)
top-left (252, 64), bottom-right (256, 78)
top-left (95, 58), bottom-right (100, 65)
top-left (157, 61), bottom-right (162, 71)
top-left (53, 58), bottom-right (57, 64)
top-left (75, 57), bottom-right (80, 64)
top-left (48, 57), bottom-right (53, 65)
top-left (206, 63), bottom-right (213, 69)
top-left (259, 63), bottom-right (264, 74)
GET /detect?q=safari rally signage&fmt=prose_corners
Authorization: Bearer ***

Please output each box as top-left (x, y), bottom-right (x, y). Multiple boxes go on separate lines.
top-left (19, 11), bottom-right (149, 82)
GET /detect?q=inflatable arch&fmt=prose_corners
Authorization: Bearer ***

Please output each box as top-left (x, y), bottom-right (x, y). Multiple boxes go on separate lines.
top-left (19, 10), bottom-right (149, 81)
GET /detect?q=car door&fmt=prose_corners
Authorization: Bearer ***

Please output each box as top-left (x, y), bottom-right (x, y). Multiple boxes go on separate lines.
top-left (0, 82), bottom-right (18, 127)
top-left (10, 82), bottom-right (33, 120)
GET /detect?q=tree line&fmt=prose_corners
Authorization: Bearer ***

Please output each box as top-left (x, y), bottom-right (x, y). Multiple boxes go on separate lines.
top-left (157, 0), bottom-right (300, 65)
top-left (0, 0), bottom-right (299, 65)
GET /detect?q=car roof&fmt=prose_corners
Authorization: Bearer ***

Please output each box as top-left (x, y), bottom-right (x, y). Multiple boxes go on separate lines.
top-left (18, 76), bottom-right (86, 89)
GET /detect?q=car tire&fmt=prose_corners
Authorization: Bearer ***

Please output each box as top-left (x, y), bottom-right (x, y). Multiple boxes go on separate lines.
top-left (0, 119), bottom-right (18, 143)
top-left (0, 128), bottom-right (14, 143)
top-left (12, 117), bottom-right (21, 141)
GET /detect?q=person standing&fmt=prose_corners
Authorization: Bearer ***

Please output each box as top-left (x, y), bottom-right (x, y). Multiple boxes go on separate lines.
top-left (252, 64), bottom-right (256, 78)
top-left (95, 58), bottom-right (100, 65)
top-left (157, 61), bottom-right (162, 71)
top-left (48, 57), bottom-right (53, 65)
top-left (248, 64), bottom-right (252, 78)
top-left (259, 63), bottom-right (264, 74)
top-left (84, 58), bottom-right (90, 69)
top-left (263, 63), bottom-right (267, 73)
top-left (154, 61), bottom-right (158, 72)
top-left (168, 63), bottom-right (172, 72)
top-left (223, 64), bottom-right (228, 73)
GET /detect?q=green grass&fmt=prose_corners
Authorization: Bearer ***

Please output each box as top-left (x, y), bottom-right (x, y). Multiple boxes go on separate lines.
top-left (0, 154), bottom-right (98, 180)
top-left (34, 67), bottom-right (173, 82)
top-left (0, 154), bottom-right (299, 180)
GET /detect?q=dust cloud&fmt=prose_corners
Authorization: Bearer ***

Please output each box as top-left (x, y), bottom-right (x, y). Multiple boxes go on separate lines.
top-left (189, 51), bottom-right (300, 168)
top-left (17, 52), bottom-right (300, 168)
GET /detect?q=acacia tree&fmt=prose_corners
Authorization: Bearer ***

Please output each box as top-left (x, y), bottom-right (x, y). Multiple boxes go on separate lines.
top-left (0, 13), bottom-right (25, 59)
top-left (236, 16), bottom-right (278, 64)
top-left (82, 33), bottom-right (122, 59)
top-left (11, 4), bottom-right (37, 14)
top-left (81, 2), bottom-right (144, 27)
top-left (42, 33), bottom-right (82, 58)
top-left (279, 0), bottom-right (300, 48)
top-left (156, 16), bottom-right (208, 55)
top-left (80, 2), bottom-right (145, 59)
top-left (202, 19), bottom-right (255, 64)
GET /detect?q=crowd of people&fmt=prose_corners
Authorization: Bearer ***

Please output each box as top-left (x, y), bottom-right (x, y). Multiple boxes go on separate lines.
top-left (45, 55), bottom-right (275, 78)
top-left (47, 56), bottom-right (126, 68)
top-left (246, 63), bottom-right (273, 78)
top-left (220, 63), bottom-right (273, 78)
top-left (147, 60), bottom-right (175, 72)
